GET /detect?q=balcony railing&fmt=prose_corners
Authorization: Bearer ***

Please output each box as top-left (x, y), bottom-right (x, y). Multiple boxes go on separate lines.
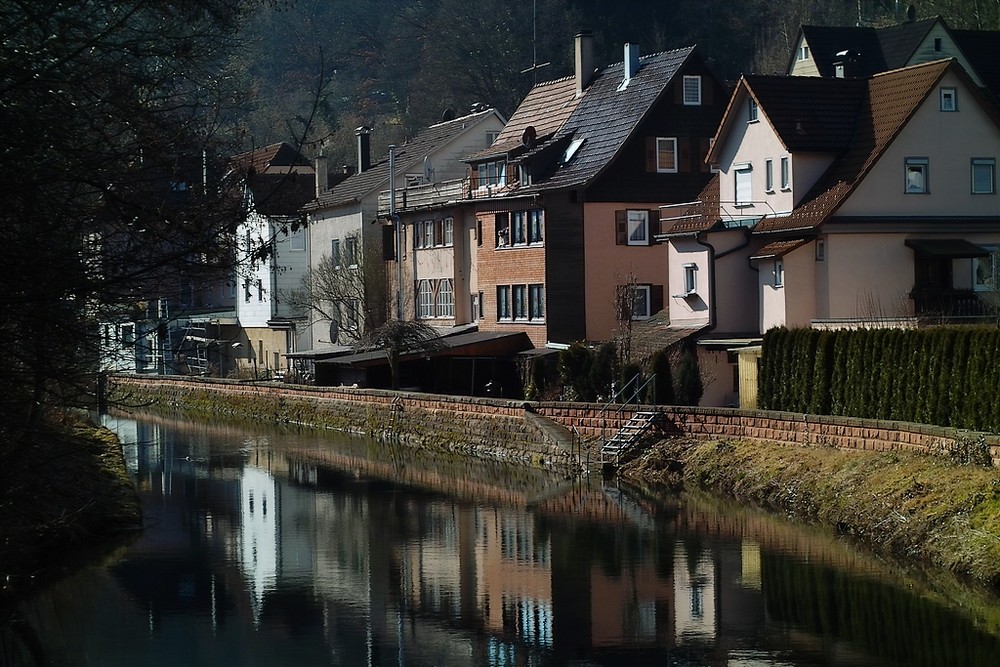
top-left (910, 288), bottom-right (993, 321)
top-left (377, 178), bottom-right (467, 215)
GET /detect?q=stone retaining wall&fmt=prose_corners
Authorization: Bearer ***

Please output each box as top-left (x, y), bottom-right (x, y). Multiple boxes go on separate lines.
top-left (112, 375), bottom-right (1000, 467)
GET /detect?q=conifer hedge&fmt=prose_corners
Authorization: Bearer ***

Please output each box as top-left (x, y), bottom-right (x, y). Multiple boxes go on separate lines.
top-left (758, 326), bottom-right (1000, 433)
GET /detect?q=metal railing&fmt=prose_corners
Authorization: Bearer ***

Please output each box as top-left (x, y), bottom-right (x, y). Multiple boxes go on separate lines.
top-left (597, 373), bottom-right (656, 445)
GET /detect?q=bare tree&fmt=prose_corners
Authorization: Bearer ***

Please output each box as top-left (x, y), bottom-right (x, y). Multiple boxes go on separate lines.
top-left (361, 319), bottom-right (445, 390)
top-left (287, 231), bottom-right (390, 344)
top-left (613, 270), bottom-right (641, 368)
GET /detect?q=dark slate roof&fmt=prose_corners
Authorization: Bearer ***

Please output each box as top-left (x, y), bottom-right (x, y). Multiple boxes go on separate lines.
top-left (755, 59), bottom-right (953, 234)
top-left (465, 76), bottom-right (581, 161)
top-left (745, 75), bottom-right (868, 152)
top-left (789, 19), bottom-right (938, 78)
top-left (305, 109), bottom-right (499, 212)
top-left (522, 46), bottom-right (695, 193)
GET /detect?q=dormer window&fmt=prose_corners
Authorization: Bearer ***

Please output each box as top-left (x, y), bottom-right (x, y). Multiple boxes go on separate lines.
top-left (798, 44), bottom-right (810, 61)
top-left (940, 87), bottom-right (957, 111)
top-left (748, 98), bottom-right (758, 123)
top-left (476, 160), bottom-right (506, 187)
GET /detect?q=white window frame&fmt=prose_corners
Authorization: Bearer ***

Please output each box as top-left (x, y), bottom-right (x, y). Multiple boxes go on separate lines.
top-left (682, 263), bottom-right (697, 295)
top-left (734, 164), bottom-right (753, 207)
top-left (655, 137), bottom-right (678, 173)
top-left (417, 279), bottom-right (434, 319)
top-left (905, 157), bottom-right (929, 194)
top-left (682, 75), bottom-right (702, 105)
top-left (626, 209), bottom-right (650, 246)
top-left (774, 260), bottom-right (784, 287)
top-left (331, 238), bottom-right (341, 268)
top-left (436, 278), bottom-right (454, 317)
top-left (528, 210), bottom-right (544, 244)
top-left (344, 236), bottom-right (358, 267)
top-left (444, 217), bottom-right (454, 245)
top-left (764, 159), bottom-right (774, 192)
top-left (512, 211), bottom-right (528, 245)
top-left (632, 285), bottom-right (652, 320)
top-left (972, 158), bottom-right (995, 194)
top-left (941, 87), bottom-right (957, 111)
top-left (780, 156), bottom-right (790, 190)
top-left (748, 98), bottom-right (758, 122)
top-left (798, 44), bottom-right (810, 61)
top-left (345, 299), bottom-right (359, 330)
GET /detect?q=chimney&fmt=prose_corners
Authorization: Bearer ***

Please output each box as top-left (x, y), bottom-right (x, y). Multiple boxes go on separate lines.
top-left (314, 150), bottom-right (328, 197)
top-left (623, 43), bottom-right (641, 87)
top-left (575, 31), bottom-right (594, 97)
top-left (355, 126), bottom-right (372, 173)
top-left (833, 49), bottom-right (857, 78)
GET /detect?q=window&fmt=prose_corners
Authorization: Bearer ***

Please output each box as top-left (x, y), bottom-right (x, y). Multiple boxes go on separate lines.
top-left (512, 211), bottom-right (528, 244)
top-left (496, 212), bottom-right (510, 247)
top-left (656, 137), bottom-right (678, 173)
top-left (941, 87), bottom-right (957, 111)
top-left (972, 158), bottom-right (995, 194)
top-left (486, 130), bottom-right (500, 146)
top-left (934, 37), bottom-right (943, 51)
top-left (905, 157), bottom-right (929, 193)
top-left (497, 285), bottom-right (511, 320)
top-left (244, 279), bottom-right (251, 302)
top-left (331, 239), bottom-right (341, 268)
top-left (417, 280), bottom-right (433, 318)
top-left (256, 278), bottom-right (264, 301)
top-left (528, 210), bottom-right (544, 243)
top-left (289, 228), bottom-right (305, 251)
top-left (683, 263), bottom-right (697, 294)
top-left (682, 75), bottom-right (702, 105)
top-left (627, 210), bottom-right (649, 245)
top-left (345, 299), bottom-right (359, 330)
top-left (477, 290), bottom-right (484, 319)
top-left (780, 156), bottom-right (790, 190)
top-left (798, 43), bottom-right (810, 61)
top-left (512, 284), bottom-right (527, 319)
top-left (735, 164), bottom-right (753, 206)
top-left (815, 238), bottom-right (826, 261)
top-left (747, 98), bottom-right (758, 122)
top-left (476, 219), bottom-right (483, 246)
top-left (344, 236), bottom-right (358, 266)
top-left (444, 217), bottom-right (454, 245)
top-left (774, 260), bottom-right (784, 287)
top-left (436, 279), bottom-right (454, 317)
top-left (528, 284), bottom-right (544, 320)
top-left (765, 159), bottom-right (774, 192)
top-left (477, 160), bottom-right (506, 187)
top-left (633, 285), bottom-right (651, 319)
top-left (973, 247), bottom-right (999, 291)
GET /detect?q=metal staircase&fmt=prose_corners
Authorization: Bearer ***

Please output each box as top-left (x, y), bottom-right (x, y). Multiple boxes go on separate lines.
top-left (600, 410), bottom-right (660, 465)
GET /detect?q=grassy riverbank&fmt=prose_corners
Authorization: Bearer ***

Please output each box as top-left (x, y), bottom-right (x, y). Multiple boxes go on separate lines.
top-left (0, 414), bottom-right (141, 603)
top-left (619, 437), bottom-right (1000, 586)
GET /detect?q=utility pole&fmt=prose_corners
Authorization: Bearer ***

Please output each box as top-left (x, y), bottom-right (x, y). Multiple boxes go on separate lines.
top-left (389, 145), bottom-right (402, 320)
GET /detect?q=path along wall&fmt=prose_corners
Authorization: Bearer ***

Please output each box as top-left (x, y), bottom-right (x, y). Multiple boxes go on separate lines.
top-left (111, 376), bottom-right (1000, 467)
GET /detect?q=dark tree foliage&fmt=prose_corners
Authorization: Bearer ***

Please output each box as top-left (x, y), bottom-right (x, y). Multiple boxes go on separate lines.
top-left (674, 347), bottom-right (703, 407)
top-left (646, 347), bottom-right (674, 405)
top-left (558, 342), bottom-right (593, 401)
top-left (590, 341), bottom-right (618, 401)
top-left (0, 0), bottom-right (254, 437)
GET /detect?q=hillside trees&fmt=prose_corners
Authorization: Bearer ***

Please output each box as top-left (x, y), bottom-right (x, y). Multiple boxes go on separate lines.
top-left (0, 0), bottom-right (256, 436)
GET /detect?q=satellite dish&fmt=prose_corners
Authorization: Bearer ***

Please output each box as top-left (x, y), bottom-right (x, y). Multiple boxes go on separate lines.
top-left (521, 126), bottom-right (537, 149)
top-left (441, 108), bottom-right (456, 122)
top-left (423, 155), bottom-right (433, 182)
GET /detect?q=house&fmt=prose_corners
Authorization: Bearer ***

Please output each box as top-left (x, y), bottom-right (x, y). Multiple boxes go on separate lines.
top-left (228, 142), bottom-right (316, 379)
top-left (466, 32), bottom-right (727, 350)
top-left (666, 58), bottom-right (1000, 405)
top-left (787, 16), bottom-right (1000, 102)
top-left (301, 109), bottom-right (505, 350)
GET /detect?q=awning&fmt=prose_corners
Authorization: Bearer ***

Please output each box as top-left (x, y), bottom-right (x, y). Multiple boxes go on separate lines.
top-left (905, 238), bottom-right (991, 258)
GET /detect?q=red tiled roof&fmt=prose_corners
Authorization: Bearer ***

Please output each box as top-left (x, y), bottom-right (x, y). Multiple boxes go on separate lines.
top-left (229, 142), bottom-right (311, 174)
top-left (750, 238), bottom-right (808, 260)
top-left (658, 175), bottom-right (721, 236)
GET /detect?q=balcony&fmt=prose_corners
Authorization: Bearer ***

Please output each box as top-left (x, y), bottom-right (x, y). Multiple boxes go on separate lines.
top-left (377, 178), bottom-right (467, 215)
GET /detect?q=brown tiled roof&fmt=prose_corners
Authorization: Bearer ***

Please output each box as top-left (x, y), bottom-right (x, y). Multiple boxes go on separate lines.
top-left (230, 142), bottom-right (311, 174)
top-left (305, 109), bottom-right (500, 212)
top-left (755, 59), bottom-right (953, 234)
top-left (658, 175), bottom-right (721, 236)
top-left (465, 77), bottom-right (581, 161)
top-left (750, 238), bottom-right (808, 260)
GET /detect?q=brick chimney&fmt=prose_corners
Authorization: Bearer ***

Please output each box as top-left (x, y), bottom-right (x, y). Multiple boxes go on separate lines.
top-left (355, 126), bottom-right (372, 173)
top-left (575, 31), bottom-right (594, 97)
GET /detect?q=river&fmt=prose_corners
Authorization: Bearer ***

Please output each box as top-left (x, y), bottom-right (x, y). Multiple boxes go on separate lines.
top-left (3, 412), bottom-right (1000, 666)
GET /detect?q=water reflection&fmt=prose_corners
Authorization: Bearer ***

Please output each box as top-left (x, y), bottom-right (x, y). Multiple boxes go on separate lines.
top-left (5, 413), bottom-right (1000, 666)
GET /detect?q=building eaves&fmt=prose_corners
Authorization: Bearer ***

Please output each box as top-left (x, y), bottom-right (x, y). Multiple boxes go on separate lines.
top-left (793, 24), bottom-right (885, 77)
top-left (657, 175), bottom-right (722, 237)
top-left (755, 59), bottom-right (952, 235)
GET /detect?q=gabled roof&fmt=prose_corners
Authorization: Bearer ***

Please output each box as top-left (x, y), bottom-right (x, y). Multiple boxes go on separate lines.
top-left (755, 59), bottom-right (959, 234)
top-left (305, 109), bottom-right (502, 212)
top-left (230, 142), bottom-right (312, 175)
top-left (523, 46), bottom-right (696, 192)
top-left (787, 18), bottom-right (939, 78)
top-left (227, 142), bottom-right (315, 216)
top-left (951, 29), bottom-right (1000, 101)
top-left (465, 77), bottom-right (581, 161)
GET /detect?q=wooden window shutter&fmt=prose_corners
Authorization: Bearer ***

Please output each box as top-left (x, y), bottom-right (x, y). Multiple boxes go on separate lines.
top-left (650, 284), bottom-right (664, 314)
top-left (648, 209), bottom-right (660, 237)
top-left (645, 137), bottom-right (657, 173)
top-left (615, 210), bottom-right (627, 245)
top-left (382, 224), bottom-right (395, 260)
top-left (703, 81), bottom-right (713, 105)
top-left (674, 81), bottom-right (684, 104)
top-left (679, 137), bottom-right (692, 173)
top-left (699, 138), bottom-right (711, 173)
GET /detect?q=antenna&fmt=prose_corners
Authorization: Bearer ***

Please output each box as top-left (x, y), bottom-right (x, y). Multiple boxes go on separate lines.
top-left (520, 0), bottom-right (550, 82)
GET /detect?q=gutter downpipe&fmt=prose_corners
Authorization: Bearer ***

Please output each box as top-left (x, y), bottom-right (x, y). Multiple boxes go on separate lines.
top-left (390, 145), bottom-right (402, 321)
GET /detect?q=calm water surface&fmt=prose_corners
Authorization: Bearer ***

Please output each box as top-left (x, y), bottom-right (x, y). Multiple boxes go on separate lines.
top-left (4, 412), bottom-right (1000, 666)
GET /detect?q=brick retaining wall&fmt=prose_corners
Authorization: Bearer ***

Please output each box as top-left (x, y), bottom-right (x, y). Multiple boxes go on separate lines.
top-left (112, 376), bottom-right (1000, 467)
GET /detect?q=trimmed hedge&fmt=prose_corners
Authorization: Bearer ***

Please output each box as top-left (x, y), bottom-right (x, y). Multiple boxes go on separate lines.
top-left (759, 326), bottom-right (1000, 433)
